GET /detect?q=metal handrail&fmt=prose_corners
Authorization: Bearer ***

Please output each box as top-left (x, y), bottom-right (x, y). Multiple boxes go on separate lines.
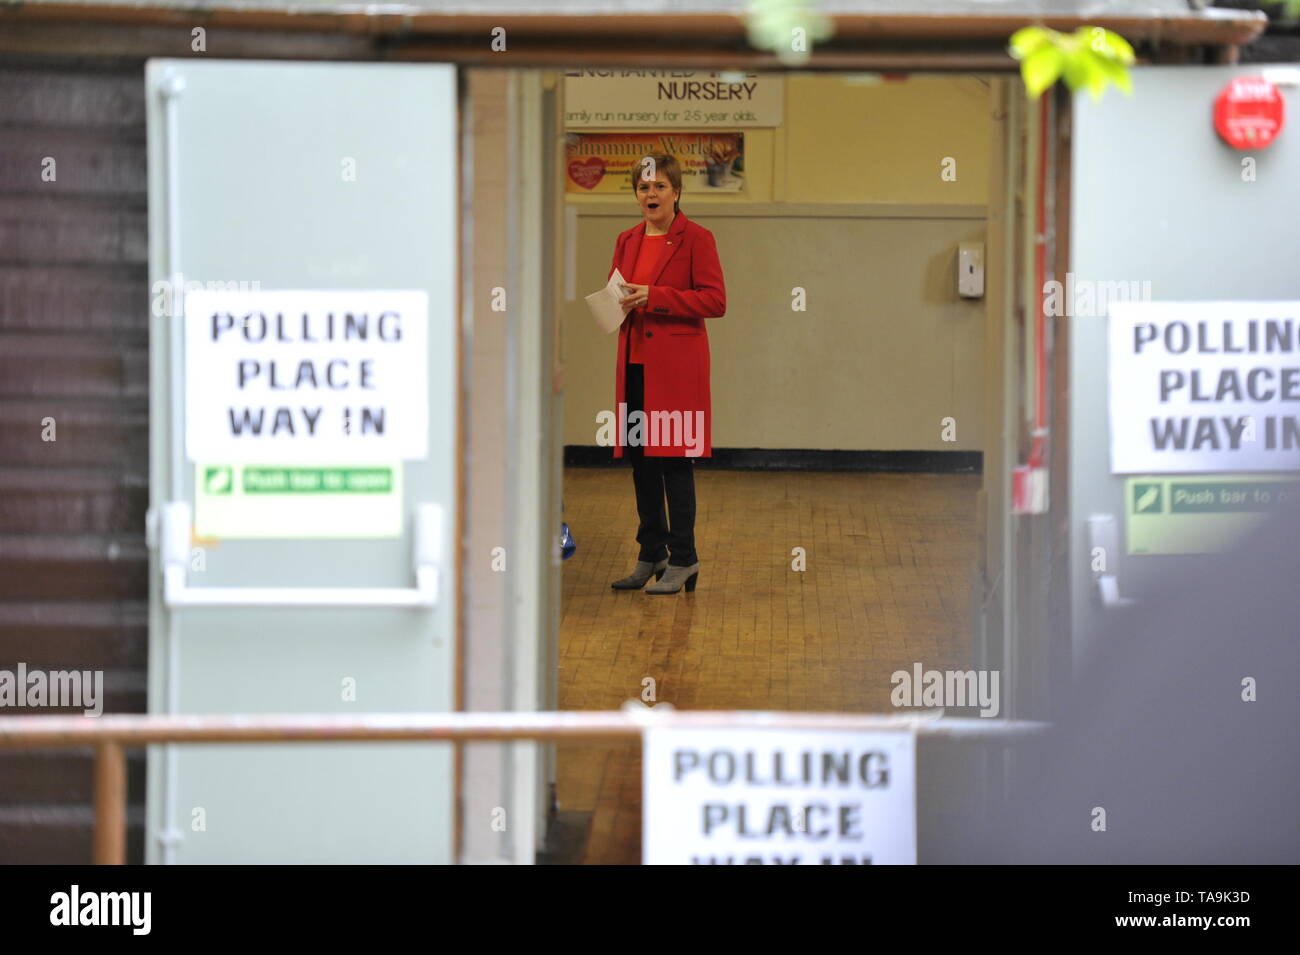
top-left (0, 711), bottom-right (1048, 865)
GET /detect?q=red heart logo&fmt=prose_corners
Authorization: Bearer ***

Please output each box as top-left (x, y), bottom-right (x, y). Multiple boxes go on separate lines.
top-left (568, 157), bottom-right (605, 190)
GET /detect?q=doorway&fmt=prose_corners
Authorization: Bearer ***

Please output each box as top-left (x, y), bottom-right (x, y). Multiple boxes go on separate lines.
top-left (544, 72), bottom-right (1027, 864)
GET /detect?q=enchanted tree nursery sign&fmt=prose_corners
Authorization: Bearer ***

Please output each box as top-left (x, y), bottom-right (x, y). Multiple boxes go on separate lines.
top-left (563, 70), bottom-right (782, 128)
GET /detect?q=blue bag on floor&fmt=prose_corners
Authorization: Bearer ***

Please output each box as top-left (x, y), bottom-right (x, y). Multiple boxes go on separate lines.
top-left (560, 521), bottom-right (576, 560)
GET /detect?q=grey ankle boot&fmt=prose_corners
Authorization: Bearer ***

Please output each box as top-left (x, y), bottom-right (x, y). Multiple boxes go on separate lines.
top-left (645, 562), bottom-right (700, 595)
top-left (611, 558), bottom-right (669, 590)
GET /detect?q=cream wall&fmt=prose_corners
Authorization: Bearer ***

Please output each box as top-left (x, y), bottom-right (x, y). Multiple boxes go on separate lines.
top-left (562, 74), bottom-right (992, 452)
top-left (784, 75), bottom-right (989, 204)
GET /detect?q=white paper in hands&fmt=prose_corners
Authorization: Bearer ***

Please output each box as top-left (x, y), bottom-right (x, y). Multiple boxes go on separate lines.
top-left (586, 267), bottom-right (629, 335)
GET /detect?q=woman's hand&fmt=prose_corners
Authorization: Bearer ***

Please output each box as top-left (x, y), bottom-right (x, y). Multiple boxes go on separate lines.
top-left (618, 283), bottom-right (650, 314)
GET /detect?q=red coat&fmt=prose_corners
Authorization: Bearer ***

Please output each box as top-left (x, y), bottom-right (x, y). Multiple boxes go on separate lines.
top-left (609, 211), bottom-right (726, 458)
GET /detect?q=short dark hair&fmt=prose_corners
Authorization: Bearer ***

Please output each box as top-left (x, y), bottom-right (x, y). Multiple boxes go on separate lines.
top-left (629, 152), bottom-right (682, 214)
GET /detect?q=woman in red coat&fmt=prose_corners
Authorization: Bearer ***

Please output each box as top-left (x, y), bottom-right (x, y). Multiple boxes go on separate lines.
top-left (608, 152), bottom-right (726, 594)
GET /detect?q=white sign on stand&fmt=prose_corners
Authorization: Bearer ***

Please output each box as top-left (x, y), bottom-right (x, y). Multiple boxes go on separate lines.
top-left (643, 729), bottom-right (916, 865)
top-left (185, 289), bottom-right (429, 463)
top-left (1109, 301), bottom-right (1300, 473)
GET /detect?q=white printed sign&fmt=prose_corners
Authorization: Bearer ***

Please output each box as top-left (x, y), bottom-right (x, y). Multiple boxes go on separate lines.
top-left (1109, 301), bottom-right (1300, 473)
top-left (185, 289), bottom-right (428, 463)
top-left (643, 729), bottom-right (916, 865)
top-left (564, 70), bottom-right (783, 128)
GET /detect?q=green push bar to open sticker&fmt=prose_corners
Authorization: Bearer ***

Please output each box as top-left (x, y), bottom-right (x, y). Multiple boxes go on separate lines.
top-left (1126, 474), bottom-right (1299, 555)
top-left (241, 467), bottom-right (394, 494)
top-left (195, 463), bottom-right (403, 539)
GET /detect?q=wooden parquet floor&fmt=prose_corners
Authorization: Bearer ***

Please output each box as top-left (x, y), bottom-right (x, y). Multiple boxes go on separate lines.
top-left (555, 466), bottom-right (982, 864)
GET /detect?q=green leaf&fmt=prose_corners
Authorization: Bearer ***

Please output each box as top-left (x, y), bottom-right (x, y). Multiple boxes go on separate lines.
top-left (1090, 51), bottom-right (1134, 96)
top-left (1102, 30), bottom-right (1136, 65)
top-left (1060, 54), bottom-right (1088, 95)
top-left (1010, 23), bottom-right (1133, 99)
top-left (744, 0), bottom-right (835, 60)
top-left (1010, 26), bottom-right (1055, 61)
top-left (1079, 26), bottom-right (1135, 66)
top-left (1022, 46), bottom-right (1065, 98)
top-left (1073, 49), bottom-right (1110, 99)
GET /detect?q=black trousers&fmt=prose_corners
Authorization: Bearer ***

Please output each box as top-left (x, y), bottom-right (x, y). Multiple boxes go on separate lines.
top-left (624, 361), bottom-right (698, 567)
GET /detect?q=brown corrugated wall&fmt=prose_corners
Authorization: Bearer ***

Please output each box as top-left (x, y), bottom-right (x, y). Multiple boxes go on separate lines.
top-left (0, 57), bottom-right (149, 863)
